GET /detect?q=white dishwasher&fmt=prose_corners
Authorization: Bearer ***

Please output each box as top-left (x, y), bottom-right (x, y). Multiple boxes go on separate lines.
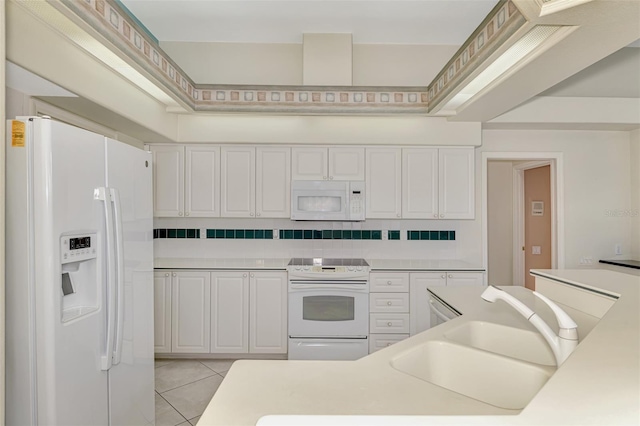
top-left (427, 290), bottom-right (461, 327)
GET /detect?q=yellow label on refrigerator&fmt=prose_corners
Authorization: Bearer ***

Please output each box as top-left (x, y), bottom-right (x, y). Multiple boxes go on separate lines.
top-left (11, 120), bottom-right (25, 147)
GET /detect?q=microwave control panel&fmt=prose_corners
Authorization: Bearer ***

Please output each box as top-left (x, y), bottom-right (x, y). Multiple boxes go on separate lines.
top-left (349, 181), bottom-right (365, 220)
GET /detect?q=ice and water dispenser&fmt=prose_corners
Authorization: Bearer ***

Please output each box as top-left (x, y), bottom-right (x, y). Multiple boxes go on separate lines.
top-left (60, 233), bottom-right (100, 322)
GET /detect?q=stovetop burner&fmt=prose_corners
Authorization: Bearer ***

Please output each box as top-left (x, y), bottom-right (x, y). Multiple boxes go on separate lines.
top-left (288, 258), bottom-right (369, 267)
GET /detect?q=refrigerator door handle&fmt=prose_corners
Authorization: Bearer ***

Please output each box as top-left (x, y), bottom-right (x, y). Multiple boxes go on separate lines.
top-left (95, 187), bottom-right (117, 371)
top-left (110, 188), bottom-right (125, 365)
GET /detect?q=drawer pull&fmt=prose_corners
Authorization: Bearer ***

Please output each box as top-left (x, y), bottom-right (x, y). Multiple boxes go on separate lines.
top-left (448, 274), bottom-right (453, 278)
top-left (387, 301), bottom-right (392, 305)
top-left (387, 281), bottom-right (392, 285)
top-left (386, 343), bottom-right (392, 347)
top-left (387, 322), bottom-right (392, 327)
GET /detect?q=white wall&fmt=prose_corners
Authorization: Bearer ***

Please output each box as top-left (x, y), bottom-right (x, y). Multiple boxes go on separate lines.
top-left (630, 129), bottom-right (640, 258)
top-left (5, 86), bottom-right (31, 118)
top-left (487, 161), bottom-right (513, 285)
top-left (480, 129), bottom-right (633, 267)
top-left (160, 41), bottom-right (458, 86)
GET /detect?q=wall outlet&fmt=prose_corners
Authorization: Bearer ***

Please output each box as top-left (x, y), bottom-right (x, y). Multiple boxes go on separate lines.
top-left (615, 244), bottom-right (622, 255)
top-left (272, 229), bottom-right (279, 240)
top-left (579, 257), bottom-right (593, 265)
top-left (532, 246), bottom-right (541, 255)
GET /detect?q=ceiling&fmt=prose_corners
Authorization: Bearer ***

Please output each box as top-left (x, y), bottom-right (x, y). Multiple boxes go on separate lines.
top-left (119, 0), bottom-right (499, 44)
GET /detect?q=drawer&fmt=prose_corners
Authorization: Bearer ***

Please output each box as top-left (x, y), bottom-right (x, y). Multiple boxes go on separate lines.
top-left (369, 333), bottom-right (409, 353)
top-left (370, 273), bottom-right (409, 292)
top-left (369, 292), bottom-right (409, 313)
top-left (369, 313), bottom-right (411, 334)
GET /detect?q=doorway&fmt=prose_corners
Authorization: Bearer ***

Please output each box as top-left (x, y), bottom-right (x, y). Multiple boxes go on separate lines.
top-left (483, 153), bottom-right (564, 289)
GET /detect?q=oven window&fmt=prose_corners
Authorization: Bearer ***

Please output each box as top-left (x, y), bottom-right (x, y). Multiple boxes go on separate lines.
top-left (298, 196), bottom-right (342, 212)
top-left (302, 295), bottom-right (355, 321)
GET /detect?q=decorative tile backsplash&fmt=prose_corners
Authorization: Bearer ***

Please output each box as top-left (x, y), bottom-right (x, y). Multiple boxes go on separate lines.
top-left (154, 228), bottom-right (456, 241)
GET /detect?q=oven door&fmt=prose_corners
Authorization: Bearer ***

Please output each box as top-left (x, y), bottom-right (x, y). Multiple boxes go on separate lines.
top-left (288, 282), bottom-right (368, 338)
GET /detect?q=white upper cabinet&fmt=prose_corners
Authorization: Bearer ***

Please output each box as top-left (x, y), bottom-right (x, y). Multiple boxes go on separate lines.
top-left (399, 147), bottom-right (475, 220)
top-left (328, 148), bottom-right (365, 180)
top-left (256, 147), bottom-right (291, 218)
top-left (292, 147), bottom-right (365, 181)
top-left (366, 148), bottom-right (402, 218)
top-left (292, 148), bottom-right (327, 180)
top-left (438, 148), bottom-right (475, 219)
top-left (151, 145), bottom-right (184, 217)
top-left (221, 147), bottom-right (256, 217)
top-left (185, 146), bottom-right (221, 217)
top-left (151, 145), bottom-right (220, 217)
top-left (402, 148), bottom-right (438, 219)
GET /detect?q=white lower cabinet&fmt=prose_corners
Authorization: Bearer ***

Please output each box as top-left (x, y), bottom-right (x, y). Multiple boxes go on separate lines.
top-left (171, 271), bottom-right (211, 353)
top-left (369, 333), bottom-right (410, 353)
top-left (153, 272), bottom-right (172, 353)
top-left (154, 270), bottom-right (287, 355)
top-left (210, 272), bottom-right (250, 353)
top-left (368, 272), bottom-right (410, 353)
top-left (249, 272), bottom-right (288, 354)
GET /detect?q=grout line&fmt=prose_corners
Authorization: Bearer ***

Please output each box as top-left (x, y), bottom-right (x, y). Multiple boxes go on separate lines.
top-left (158, 393), bottom-right (189, 426)
top-left (159, 373), bottom-right (223, 396)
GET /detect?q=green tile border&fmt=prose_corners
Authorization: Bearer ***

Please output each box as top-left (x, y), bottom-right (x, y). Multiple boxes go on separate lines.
top-left (154, 228), bottom-right (456, 241)
top-left (407, 230), bottom-right (456, 241)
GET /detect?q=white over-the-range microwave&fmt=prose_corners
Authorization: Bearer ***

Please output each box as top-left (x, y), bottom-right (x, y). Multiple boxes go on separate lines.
top-left (291, 180), bottom-right (365, 221)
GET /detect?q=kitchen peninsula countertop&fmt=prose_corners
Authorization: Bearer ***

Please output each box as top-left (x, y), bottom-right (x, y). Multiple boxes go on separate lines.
top-left (198, 269), bottom-right (639, 425)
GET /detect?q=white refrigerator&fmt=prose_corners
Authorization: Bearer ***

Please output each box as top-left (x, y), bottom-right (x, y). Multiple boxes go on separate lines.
top-left (5, 117), bottom-right (155, 425)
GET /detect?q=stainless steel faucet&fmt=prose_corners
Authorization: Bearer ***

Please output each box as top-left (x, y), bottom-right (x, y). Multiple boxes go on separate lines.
top-left (481, 285), bottom-right (579, 366)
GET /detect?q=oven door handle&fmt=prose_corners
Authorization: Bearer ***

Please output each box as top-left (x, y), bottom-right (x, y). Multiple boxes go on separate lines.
top-left (289, 282), bottom-right (368, 291)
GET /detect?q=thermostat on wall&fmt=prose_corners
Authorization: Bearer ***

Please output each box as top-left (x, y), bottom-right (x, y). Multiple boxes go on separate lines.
top-left (532, 201), bottom-right (544, 216)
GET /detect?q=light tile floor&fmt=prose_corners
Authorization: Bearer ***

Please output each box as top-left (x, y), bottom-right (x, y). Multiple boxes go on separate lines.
top-left (155, 359), bottom-right (235, 426)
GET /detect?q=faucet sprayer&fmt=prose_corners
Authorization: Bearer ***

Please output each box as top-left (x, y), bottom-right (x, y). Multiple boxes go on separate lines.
top-left (481, 285), bottom-right (578, 366)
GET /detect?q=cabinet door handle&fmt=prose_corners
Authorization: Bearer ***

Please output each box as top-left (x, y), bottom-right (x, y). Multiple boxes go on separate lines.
top-left (440, 214), bottom-right (444, 218)
top-left (165, 273), bottom-right (169, 277)
top-left (243, 273), bottom-right (247, 278)
top-left (433, 214), bottom-right (438, 218)
top-left (250, 273), bottom-right (254, 278)
top-left (172, 273), bottom-right (176, 277)
top-left (256, 213), bottom-right (261, 217)
top-left (441, 275), bottom-right (445, 279)
top-left (178, 211), bottom-right (183, 216)
top-left (329, 176), bottom-right (334, 180)
top-left (396, 213), bottom-right (401, 217)
top-left (250, 212), bottom-right (254, 216)
top-left (448, 274), bottom-right (453, 278)
top-left (323, 176), bottom-right (327, 180)
top-left (185, 212), bottom-right (190, 216)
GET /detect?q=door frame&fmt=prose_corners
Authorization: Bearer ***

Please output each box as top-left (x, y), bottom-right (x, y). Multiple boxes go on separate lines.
top-left (482, 152), bottom-right (565, 285)
top-left (512, 160), bottom-right (554, 286)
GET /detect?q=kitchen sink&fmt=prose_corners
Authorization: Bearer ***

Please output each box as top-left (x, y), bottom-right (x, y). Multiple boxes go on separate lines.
top-left (443, 321), bottom-right (556, 366)
top-left (390, 340), bottom-right (555, 409)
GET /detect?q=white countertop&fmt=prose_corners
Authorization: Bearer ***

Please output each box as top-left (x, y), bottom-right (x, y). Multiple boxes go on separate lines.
top-left (367, 258), bottom-right (483, 271)
top-left (154, 257), bottom-right (290, 270)
top-left (197, 269), bottom-right (639, 425)
top-left (154, 257), bottom-right (484, 271)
